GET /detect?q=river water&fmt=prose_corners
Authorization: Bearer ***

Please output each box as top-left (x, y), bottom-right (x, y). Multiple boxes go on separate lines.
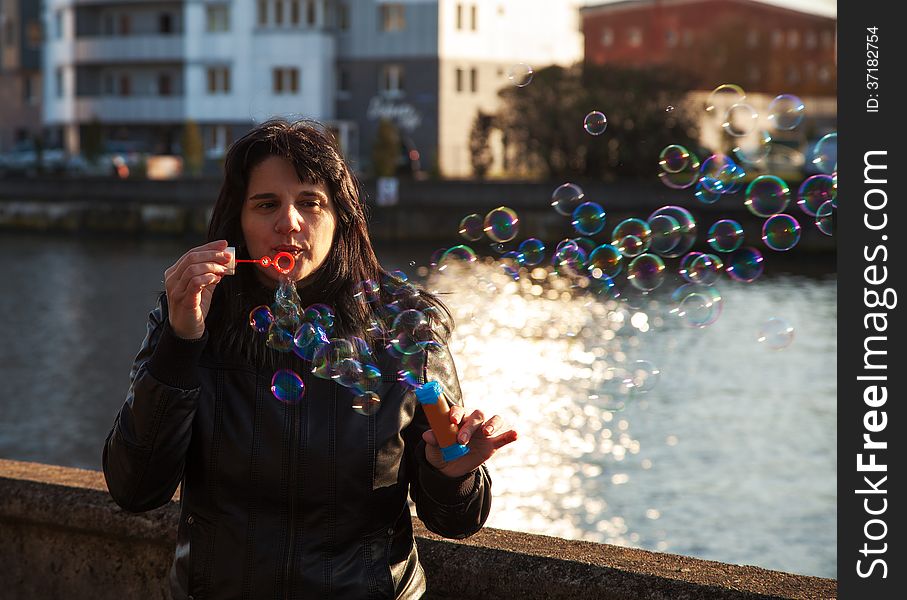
top-left (0, 232), bottom-right (836, 578)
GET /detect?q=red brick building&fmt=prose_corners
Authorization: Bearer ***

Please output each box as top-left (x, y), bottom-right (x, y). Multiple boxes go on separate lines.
top-left (580, 0), bottom-right (836, 97)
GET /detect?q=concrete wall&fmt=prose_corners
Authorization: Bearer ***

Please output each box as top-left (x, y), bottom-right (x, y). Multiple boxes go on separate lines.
top-left (0, 459), bottom-right (835, 599)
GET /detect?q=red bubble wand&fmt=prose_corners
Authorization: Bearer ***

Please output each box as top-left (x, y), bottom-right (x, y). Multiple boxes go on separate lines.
top-left (226, 247), bottom-right (296, 275)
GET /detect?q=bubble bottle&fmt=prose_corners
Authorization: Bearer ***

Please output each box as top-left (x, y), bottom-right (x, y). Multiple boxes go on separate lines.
top-left (413, 381), bottom-right (470, 462)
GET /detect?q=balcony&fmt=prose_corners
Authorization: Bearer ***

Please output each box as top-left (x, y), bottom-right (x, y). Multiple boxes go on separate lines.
top-left (75, 96), bottom-right (184, 123)
top-left (74, 35), bottom-right (184, 64)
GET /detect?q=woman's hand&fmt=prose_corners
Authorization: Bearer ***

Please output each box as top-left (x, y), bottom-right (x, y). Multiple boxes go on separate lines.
top-left (164, 240), bottom-right (231, 340)
top-left (422, 406), bottom-right (518, 478)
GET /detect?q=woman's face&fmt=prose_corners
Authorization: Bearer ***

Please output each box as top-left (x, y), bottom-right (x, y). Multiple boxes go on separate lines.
top-left (240, 155), bottom-right (338, 287)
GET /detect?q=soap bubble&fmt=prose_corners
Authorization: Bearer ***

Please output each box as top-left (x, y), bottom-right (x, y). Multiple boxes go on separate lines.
top-left (249, 305), bottom-right (274, 333)
top-left (266, 323), bottom-right (294, 352)
top-left (458, 213), bottom-right (484, 241)
top-left (552, 243), bottom-right (588, 278)
top-left (507, 63), bottom-right (533, 87)
top-left (809, 132), bottom-right (837, 174)
top-left (438, 245), bottom-right (477, 271)
top-left (670, 284), bottom-right (723, 328)
top-left (551, 182), bottom-right (585, 216)
top-left (658, 150), bottom-right (701, 189)
top-left (517, 238), bottom-right (546, 266)
top-left (352, 392), bottom-right (382, 416)
top-left (699, 153), bottom-right (744, 195)
top-left (312, 338), bottom-right (356, 380)
top-left (732, 129), bottom-right (772, 165)
top-left (572, 202), bottom-right (607, 235)
top-left (271, 369), bottom-right (305, 403)
top-left (584, 111), bottom-right (608, 135)
top-left (647, 214), bottom-right (682, 255)
top-left (647, 206), bottom-right (696, 258)
top-left (293, 322), bottom-right (329, 361)
top-left (722, 103), bottom-right (759, 137)
top-left (391, 309), bottom-right (433, 355)
top-left (483, 206), bottom-right (519, 243)
top-left (757, 317), bottom-right (795, 349)
top-left (797, 174), bottom-right (835, 217)
top-left (627, 253), bottom-right (666, 291)
top-left (587, 244), bottom-right (623, 278)
top-left (707, 219), bottom-right (744, 253)
top-left (658, 144), bottom-right (692, 173)
top-left (623, 360), bottom-right (661, 393)
top-left (612, 218), bottom-right (652, 257)
top-left (767, 94), bottom-right (805, 130)
top-left (686, 253), bottom-right (722, 285)
top-left (762, 214), bottom-right (801, 251)
top-left (816, 201), bottom-right (835, 236)
top-left (705, 83), bottom-right (745, 114)
top-left (726, 247), bottom-right (764, 282)
top-left (693, 180), bottom-right (722, 205)
top-left (745, 175), bottom-right (790, 217)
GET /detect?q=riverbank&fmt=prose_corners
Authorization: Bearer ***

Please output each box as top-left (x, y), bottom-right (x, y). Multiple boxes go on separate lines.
top-left (0, 176), bottom-right (835, 255)
top-left (0, 459), bottom-right (836, 599)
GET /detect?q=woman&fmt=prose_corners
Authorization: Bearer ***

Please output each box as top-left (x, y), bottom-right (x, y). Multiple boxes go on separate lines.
top-left (103, 119), bottom-right (517, 599)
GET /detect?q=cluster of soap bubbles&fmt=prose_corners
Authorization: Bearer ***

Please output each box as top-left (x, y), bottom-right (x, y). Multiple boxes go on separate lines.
top-left (251, 273), bottom-right (445, 408)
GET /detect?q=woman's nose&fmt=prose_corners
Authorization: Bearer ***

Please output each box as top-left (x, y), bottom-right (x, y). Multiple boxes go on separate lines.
top-left (274, 204), bottom-right (303, 234)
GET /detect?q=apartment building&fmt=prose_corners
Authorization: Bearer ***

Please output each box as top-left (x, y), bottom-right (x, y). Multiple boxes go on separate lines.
top-left (42, 0), bottom-right (583, 176)
top-left (0, 0), bottom-right (42, 151)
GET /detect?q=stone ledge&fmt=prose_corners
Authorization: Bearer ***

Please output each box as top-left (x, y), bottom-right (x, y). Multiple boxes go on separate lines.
top-left (0, 459), bottom-right (836, 599)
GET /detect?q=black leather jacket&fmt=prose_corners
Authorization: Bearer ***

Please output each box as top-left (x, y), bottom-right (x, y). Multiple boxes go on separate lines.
top-left (103, 298), bottom-right (492, 599)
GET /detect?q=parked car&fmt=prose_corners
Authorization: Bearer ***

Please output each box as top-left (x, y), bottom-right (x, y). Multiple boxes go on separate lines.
top-left (0, 141), bottom-right (80, 177)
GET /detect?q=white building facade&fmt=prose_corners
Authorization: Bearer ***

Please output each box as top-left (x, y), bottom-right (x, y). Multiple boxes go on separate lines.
top-left (43, 0), bottom-right (583, 177)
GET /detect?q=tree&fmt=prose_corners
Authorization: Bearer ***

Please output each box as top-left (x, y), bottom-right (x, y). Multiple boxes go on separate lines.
top-left (181, 119), bottom-right (204, 177)
top-left (468, 111), bottom-right (494, 179)
top-left (371, 118), bottom-right (401, 178)
top-left (496, 64), bottom-right (700, 180)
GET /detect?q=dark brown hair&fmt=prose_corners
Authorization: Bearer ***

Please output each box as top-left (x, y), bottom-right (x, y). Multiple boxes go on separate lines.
top-left (205, 118), bottom-right (450, 366)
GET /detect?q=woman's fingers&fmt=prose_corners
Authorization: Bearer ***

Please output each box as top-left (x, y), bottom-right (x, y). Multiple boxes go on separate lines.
top-left (455, 409), bottom-right (487, 445)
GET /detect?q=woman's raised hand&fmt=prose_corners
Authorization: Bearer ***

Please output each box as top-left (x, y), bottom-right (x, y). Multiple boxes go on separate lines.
top-left (422, 406), bottom-right (518, 478)
top-left (164, 240), bottom-right (232, 340)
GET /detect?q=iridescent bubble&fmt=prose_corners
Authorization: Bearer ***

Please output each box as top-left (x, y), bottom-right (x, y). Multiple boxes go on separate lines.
top-left (303, 303), bottom-right (335, 332)
top-left (551, 182), bottom-right (584, 216)
top-left (647, 214), bottom-right (682, 255)
top-left (396, 350), bottom-right (426, 389)
top-left (745, 175), bottom-right (790, 217)
top-left (733, 129), bottom-right (772, 165)
top-left (699, 153), bottom-right (744, 194)
top-left (438, 245), bottom-right (477, 271)
top-left (757, 317), bottom-right (795, 350)
top-left (458, 213), bottom-right (484, 241)
top-left (627, 253), bottom-right (666, 291)
top-left (293, 322), bottom-right (329, 361)
top-left (587, 244), bottom-right (622, 278)
top-left (797, 174), bottom-right (835, 217)
top-left (707, 219), bottom-right (744, 253)
top-left (352, 392), bottom-right (381, 416)
top-left (678, 251), bottom-right (704, 283)
top-left (499, 252), bottom-right (521, 280)
top-left (665, 105), bottom-right (675, 112)
top-left (571, 202), bottom-right (607, 235)
top-left (726, 247), bottom-right (764, 282)
top-left (271, 369), bottom-right (305, 403)
top-left (647, 206), bottom-right (697, 258)
top-left (584, 111), bottom-right (608, 135)
top-left (623, 360), bottom-right (660, 393)
top-left (670, 284), bottom-right (723, 328)
top-left (762, 214), bottom-right (801, 251)
top-left (693, 180), bottom-right (722, 205)
top-left (483, 206), bottom-right (519, 242)
top-left (809, 132), bottom-right (837, 174)
top-left (722, 103), bottom-right (758, 137)
top-left (612, 218), bottom-right (652, 256)
top-left (588, 273), bottom-right (620, 299)
top-left (552, 243), bottom-right (588, 278)
top-left (334, 357), bottom-right (364, 389)
top-left (266, 323), bottom-right (294, 352)
top-left (571, 237), bottom-right (597, 256)
top-left (518, 238), bottom-right (546, 266)
top-left (816, 200), bottom-right (835, 236)
top-left (658, 144), bottom-right (692, 174)
top-left (705, 83), bottom-right (745, 114)
top-left (658, 150), bottom-right (701, 189)
top-left (687, 253), bottom-right (721, 285)
top-left (391, 309), bottom-right (433, 355)
top-left (312, 338), bottom-right (356, 380)
top-left (768, 94), bottom-right (805, 131)
top-left (352, 279), bottom-right (380, 307)
top-left (507, 63), bottom-right (533, 87)
top-left (249, 305), bottom-right (274, 333)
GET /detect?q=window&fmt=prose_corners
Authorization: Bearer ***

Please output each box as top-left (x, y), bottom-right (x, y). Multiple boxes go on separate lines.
top-left (306, 0), bottom-right (316, 25)
top-left (818, 65), bottom-right (831, 82)
top-left (628, 27), bottom-right (642, 47)
top-left (258, 0), bottom-right (268, 26)
top-left (771, 30), bottom-right (783, 48)
top-left (159, 13), bottom-right (173, 34)
top-left (54, 10), bottom-right (63, 39)
top-left (206, 5), bottom-right (230, 32)
top-left (207, 66), bottom-right (231, 94)
top-left (601, 28), bottom-right (613, 47)
top-left (23, 74), bottom-right (32, 103)
top-left (746, 30), bottom-right (759, 48)
top-left (158, 73), bottom-right (172, 96)
top-left (27, 20), bottom-right (42, 48)
top-left (207, 125), bottom-right (232, 154)
top-left (787, 29), bottom-right (799, 49)
top-left (747, 65), bottom-right (760, 82)
top-left (4, 17), bottom-right (15, 47)
top-left (682, 29), bottom-right (693, 47)
top-left (470, 5), bottom-right (477, 31)
top-left (380, 64), bottom-right (404, 95)
top-left (273, 67), bottom-right (300, 94)
top-left (470, 67), bottom-right (477, 92)
top-left (786, 66), bottom-right (800, 84)
top-left (379, 4), bottom-right (405, 32)
top-left (821, 30), bottom-right (833, 49)
top-left (456, 4), bottom-right (463, 30)
top-left (337, 67), bottom-right (350, 93)
top-left (665, 29), bottom-right (677, 48)
top-left (455, 68), bottom-right (463, 92)
top-left (103, 14), bottom-right (115, 35)
top-left (290, 0), bottom-right (300, 25)
top-left (338, 3), bottom-right (349, 30)
top-left (275, 0), bottom-right (284, 25)
top-left (119, 14), bottom-right (131, 35)
top-left (119, 75), bottom-right (131, 97)
top-left (104, 73), bottom-right (116, 95)
top-left (55, 68), bottom-right (64, 98)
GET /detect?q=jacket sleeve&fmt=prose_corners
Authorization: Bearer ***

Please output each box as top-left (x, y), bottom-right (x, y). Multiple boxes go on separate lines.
top-left (404, 342), bottom-right (492, 539)
top-left (102, 296), bottom-right (207, 513)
